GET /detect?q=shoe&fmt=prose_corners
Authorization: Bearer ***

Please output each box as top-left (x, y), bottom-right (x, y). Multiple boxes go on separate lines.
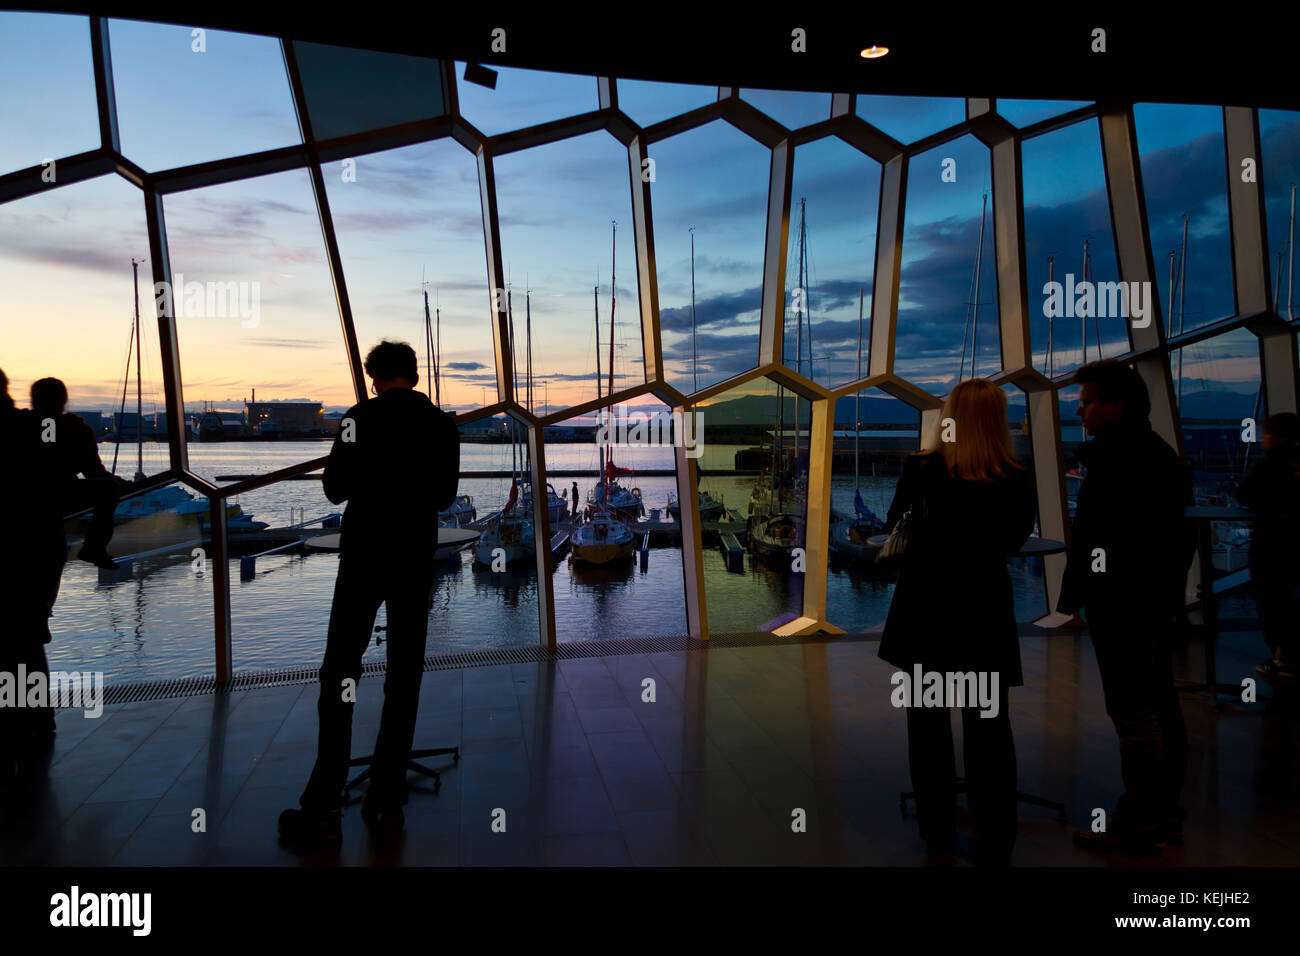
top-left (78, 547), bottom-right (119, 571)
top-left (277, 807), bottom-right (342, 849)
top-left (360, 792), bottom-right (405, 832)
top-left (1073, 826), bottom-right (1162, 858)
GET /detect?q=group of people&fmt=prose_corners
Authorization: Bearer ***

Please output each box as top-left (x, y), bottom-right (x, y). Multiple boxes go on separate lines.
top-left (1, 370), bottom-right (131, 781)
top-left (880, 360), bottom-right (1299, 864)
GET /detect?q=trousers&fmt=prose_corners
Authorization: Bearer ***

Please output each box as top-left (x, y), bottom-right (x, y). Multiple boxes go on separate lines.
top-left (300, 552), bottom-right (437, 811)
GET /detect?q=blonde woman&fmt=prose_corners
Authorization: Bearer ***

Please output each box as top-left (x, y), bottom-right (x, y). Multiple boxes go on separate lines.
top-left (878, 378), bottom-right (1035, 865)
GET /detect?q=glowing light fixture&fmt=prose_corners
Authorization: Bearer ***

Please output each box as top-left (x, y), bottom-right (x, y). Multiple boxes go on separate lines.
top-left (860, 45), bottom-right (889, 59)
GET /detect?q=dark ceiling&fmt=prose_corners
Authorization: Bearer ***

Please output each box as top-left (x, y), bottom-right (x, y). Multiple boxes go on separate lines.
top-left (18, 5), bottom-right (1300, 111)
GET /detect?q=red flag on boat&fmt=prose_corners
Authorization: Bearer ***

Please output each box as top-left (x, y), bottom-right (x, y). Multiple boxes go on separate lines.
top-left (506, 478), bottom-right (518, 511)
top-left (604, 460), bottom-right (633, 479)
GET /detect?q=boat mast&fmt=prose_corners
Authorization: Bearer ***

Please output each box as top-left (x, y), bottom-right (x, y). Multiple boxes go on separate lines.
top-left (1176, 214), bottom-right (1189, 405)
top-left (794, 198), bottom-right (805, 478)
top-left (607, 221), bottom-right (617, 476)
top-left (1288, 183), bottom-right (1296, 320)
top-left (131, 257), bottom-right (144, 480)
top-left (970, 191), bottom-right (987, 379)
top-left (690, 226), bottom-right (697, 393)
top-left (507, 283), bottom-right (516, 490)
top-left (525, 277), bottom-right (533, 415)
top-left (1046, 257), bottom-right (1055, 377)
top-left (422, 279), bottom-right (435, 403)
top-left (594, 273), bottom-right (603, 484)
top-left (855, 287), bottom-right (863, 492)
top-left (435, 290), bottom-right (442, 407)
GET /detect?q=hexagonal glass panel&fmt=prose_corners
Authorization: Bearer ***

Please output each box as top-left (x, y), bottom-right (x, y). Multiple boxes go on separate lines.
top-left (894, 134), bottom-right (999, 395)
top-left (546, 397), bottom-right (686, 641)
top-left (113, 20), bottom-right (300, 171)
top-left (44, 478), bottom-right (217, 684)
top-left (162, 169), bottom-right (352, 484)
top-left (785, 136), bottom-right (881, 388)
top-left (997, 99), bottom-right (1091, 128)
top-left (1260, 108), bottom-right (1300, 314)
top-left (1023, 119), bottom-right (1126, 378)
top-left (322, 138), bottom-right (493, 413)
top-left (697, 376), bottom-right (810, 632)
top-left (0, 174), bottom-right (169, 479)
top-left (0, 12), bottom-right (99, 176)
top-left (825, 386), bottom-right (919, 630)
top-left (493, 130), bottom-right (643, 414)
top-left (616, 78), bottom-right (716, 127)
top-left (740, 88), bottom-right (832, 130)
top-left (1134, 104), bottom-right (1235, 332)
top-left (650, 121), bottom-right (769, 396)
top-left (291, 40), bottom-right (444, 142)
top-left (454, 62), bottom-right (596, 137)
top-left (856, 94), bottom-right (965, 145)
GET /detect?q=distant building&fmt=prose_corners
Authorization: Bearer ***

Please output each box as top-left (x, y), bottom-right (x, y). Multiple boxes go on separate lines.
top-left (113, 411), bottom-right (167, 440)
top-left (199, 410), bottom-right (245, 441)
top-left (245, 400), bottom-right (324, 439)
top-left (72, 410), bottom-right (107, 439)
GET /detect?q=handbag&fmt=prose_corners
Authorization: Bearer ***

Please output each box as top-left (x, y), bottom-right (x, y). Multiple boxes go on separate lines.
top-left (875, 464), bottom-right (930, 566)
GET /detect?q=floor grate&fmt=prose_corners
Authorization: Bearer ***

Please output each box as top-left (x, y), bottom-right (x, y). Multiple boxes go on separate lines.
top-left (94, 631), bottom-right (879, 707)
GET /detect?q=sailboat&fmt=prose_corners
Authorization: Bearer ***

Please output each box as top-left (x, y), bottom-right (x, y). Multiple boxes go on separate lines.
top-left (748, 200), bottom-right (810, 567)
top-left (65, 260), bottom-right (262, 550)
top-left (666, 225), bottom-right (725, 525)
top-left (420, 275), bottom-right (478, 529)
top-left (474, 283), bottom-right (536, 566)
top-left (830, 287), bottom-right (886, 561)
top-left (573, 224), bottom-right (637, 566)
top-left (584, 221), bottom-right (644, 523)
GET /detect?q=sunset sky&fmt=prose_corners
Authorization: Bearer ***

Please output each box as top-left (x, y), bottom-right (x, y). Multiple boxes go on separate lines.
top-left (2, 13), bottom-right (1295, 422)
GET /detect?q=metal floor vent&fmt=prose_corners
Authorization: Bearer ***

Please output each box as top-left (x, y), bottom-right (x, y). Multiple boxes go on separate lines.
top-left (95, 631), bottom-right (877, 707)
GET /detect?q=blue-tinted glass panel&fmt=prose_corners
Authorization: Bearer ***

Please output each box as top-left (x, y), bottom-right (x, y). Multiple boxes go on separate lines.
top-left (649, 121), bottom-right (769, 396)
top-left (1023, 119), bottom-right (1126, 378)
top-left (616, 78), bottom-right (715, 127)
top-left (0, 12), bottom-right (99, 175)
top-left (494, 131), bottom-right (642, 412)
top-left (163, 169), bottom-right (350, 483)
top-left (1134, 104), bottom-right (1235, 332)
top-left (998, 99), bottom-right (1091, 128)
top-left (895, 135), bottom-right (998, 394)
top-left (1260, 109), bottom-right (1299, 317)
top-left (455, 62), bottom-right (595, 136)
top-left (292, 41), bottom-right (444, 141)
top-left (856, 94), bottom-right (965, 145)
top-left (740, 88), bottom-right (832, 130)
top-left (785, 136), bottom-right (881, 387)
top-left (323, 139), bottom-right (493, 413)
top-left (0, 174), bottom-right (167, 476)
top-left (113, 21), bottom-right (300, 170)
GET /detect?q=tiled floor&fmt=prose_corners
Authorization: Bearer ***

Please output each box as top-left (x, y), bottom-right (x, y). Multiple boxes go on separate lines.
top-left (2, 629), bottom-right (1298, 866)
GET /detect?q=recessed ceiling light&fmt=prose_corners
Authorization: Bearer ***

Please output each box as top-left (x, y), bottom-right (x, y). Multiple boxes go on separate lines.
top-left (860, 45), bottom-right (889, 59)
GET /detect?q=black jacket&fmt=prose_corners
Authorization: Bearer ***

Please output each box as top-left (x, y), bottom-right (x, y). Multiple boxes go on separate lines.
top-left (1236, 442), bottom-right (1300, 573)
top-left (323, 388), bottom-right (459, 558)
top-left (878, 452), bottom-right (1036, 685)
top-left (1057, 418), bottom-right (1194, 619)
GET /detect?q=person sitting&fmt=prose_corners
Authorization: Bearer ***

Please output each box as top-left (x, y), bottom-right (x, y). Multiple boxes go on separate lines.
top-left (29, 378), bottom-right (132, 570)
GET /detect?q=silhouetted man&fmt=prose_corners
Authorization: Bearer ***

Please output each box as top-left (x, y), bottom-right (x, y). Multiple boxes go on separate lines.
top-left (1058, 360), bottom-right (1194, 857)
top-left (0, 370), bottom-right (62, 780)
top-left (29, 377), bottom-right (131, 570)
top-left (279, 340), bottom-right (459, 848)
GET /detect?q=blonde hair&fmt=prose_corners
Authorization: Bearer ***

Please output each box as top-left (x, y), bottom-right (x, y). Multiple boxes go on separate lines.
top-left (923, 378), bottom-right (1024, 481)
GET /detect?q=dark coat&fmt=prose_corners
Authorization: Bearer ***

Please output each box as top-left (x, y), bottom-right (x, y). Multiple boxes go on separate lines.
top-left (1056, 418), bottom-right (1194, 620)
top-left (1236, 442), bottom-right (1300, 578)
top-left (323, 388), bottom-right (459, 559)
top-left (878, 452), bottom-right (1036, 686)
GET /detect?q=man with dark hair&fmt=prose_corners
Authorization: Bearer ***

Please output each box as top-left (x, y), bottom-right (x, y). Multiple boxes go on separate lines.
top-left (1059, 359), bottom-right (1195, 857)
top-left (278, 340), bottom-right (459, 849)
top-left (29, 377), bottom-right (131, 570)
